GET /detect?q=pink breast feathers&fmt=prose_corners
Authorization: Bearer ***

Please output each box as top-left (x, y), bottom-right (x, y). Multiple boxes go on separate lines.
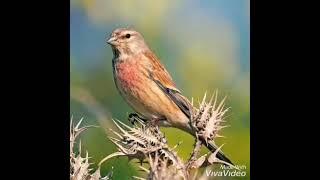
top-left (116, 61), bottom-right (142, 89)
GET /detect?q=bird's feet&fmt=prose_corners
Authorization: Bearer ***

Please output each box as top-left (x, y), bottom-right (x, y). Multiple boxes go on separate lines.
top-left (128, 113), bottom-right (147, 125)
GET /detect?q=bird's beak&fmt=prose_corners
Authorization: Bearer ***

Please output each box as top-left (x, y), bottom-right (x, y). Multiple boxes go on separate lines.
top-left (107, 37), bottom-right (117, 45)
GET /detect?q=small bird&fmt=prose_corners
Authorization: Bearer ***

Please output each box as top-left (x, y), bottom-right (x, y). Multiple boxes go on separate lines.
top-left (107, 27), bottom-right (233, 165)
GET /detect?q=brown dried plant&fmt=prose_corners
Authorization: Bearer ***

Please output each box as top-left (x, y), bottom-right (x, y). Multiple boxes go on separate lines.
top-left (70, 117), bottom-right (112, 180)
top-left (97, 91), bottom-right (237, 180)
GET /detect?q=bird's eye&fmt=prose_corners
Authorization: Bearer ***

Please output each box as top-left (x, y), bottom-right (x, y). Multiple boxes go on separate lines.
top-left (125, 34), bottom-right (131, 38)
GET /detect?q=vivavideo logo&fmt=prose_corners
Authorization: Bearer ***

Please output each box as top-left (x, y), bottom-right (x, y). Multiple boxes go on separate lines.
top-left (205, 165), bottom-right (247, 177)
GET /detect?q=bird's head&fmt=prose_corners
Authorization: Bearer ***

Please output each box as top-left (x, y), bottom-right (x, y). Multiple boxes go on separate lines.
top-left (107, 28), bottom-right (149, 56)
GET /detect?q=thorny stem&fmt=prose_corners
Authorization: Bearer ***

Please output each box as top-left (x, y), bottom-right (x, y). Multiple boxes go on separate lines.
top-left (187, 139), bottom-right (202, 170)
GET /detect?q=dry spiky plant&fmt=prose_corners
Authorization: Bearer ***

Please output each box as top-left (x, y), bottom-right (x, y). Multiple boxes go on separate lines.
top-left (188, 91), bottom-right (235, 168)
top-left (70, 117), bottom-right (112, 180)
top-left (98, 91), bottom-right (237, 180)
top-left (98, 118), bottom-right (187, 179)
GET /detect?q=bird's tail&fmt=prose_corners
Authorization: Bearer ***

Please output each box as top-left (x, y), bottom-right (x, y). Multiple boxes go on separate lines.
top-left (204, 140), bottom-right (234, 166)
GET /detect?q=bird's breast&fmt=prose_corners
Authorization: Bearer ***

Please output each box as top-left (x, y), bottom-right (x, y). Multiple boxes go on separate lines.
top-left (115, 61), bottom-right (141, 88)
top-left (113, 58), bottom-right (159, 118)
top-left (113, 58), bottom-right (151, 104)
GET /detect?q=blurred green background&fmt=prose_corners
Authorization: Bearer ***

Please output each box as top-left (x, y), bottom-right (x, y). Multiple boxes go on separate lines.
top-left (70, 0), bottom-right (249, 179)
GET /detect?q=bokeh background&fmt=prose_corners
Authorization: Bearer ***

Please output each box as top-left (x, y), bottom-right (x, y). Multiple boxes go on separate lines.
top-left (70, 0), bottom-right (250, 179)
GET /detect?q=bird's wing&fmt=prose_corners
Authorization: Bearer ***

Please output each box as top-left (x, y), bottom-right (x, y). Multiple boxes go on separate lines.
top-left (143, 51), bottom-right (193, 119)
top-left (143, 51), bottom-right (178, 91)
top-left (153, 80), bottom-right (193, 119)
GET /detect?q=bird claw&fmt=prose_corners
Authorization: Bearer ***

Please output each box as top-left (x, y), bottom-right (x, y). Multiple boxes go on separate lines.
top-left (128, 113), bottom-right (146, 125)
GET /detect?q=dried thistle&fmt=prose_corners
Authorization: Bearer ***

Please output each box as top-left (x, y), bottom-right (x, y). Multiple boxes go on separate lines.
top-left (98, 118), bottom-right (187, 179)
top-left (191, 91), bottom-right (229, 145)
top-left (70, 117), bottom-right (112, 180)
top-left (187, 91), bottom-right (236, 168)
top-left (145, 151), bottom-right (187, 180)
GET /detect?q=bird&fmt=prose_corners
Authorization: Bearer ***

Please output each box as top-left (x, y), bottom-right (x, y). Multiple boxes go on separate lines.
top-left (106, 27), bottom-right (233, 165)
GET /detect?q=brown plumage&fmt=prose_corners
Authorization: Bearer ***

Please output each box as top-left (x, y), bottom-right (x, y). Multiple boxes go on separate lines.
top-left (107, 27), bottom-right (233, 165)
